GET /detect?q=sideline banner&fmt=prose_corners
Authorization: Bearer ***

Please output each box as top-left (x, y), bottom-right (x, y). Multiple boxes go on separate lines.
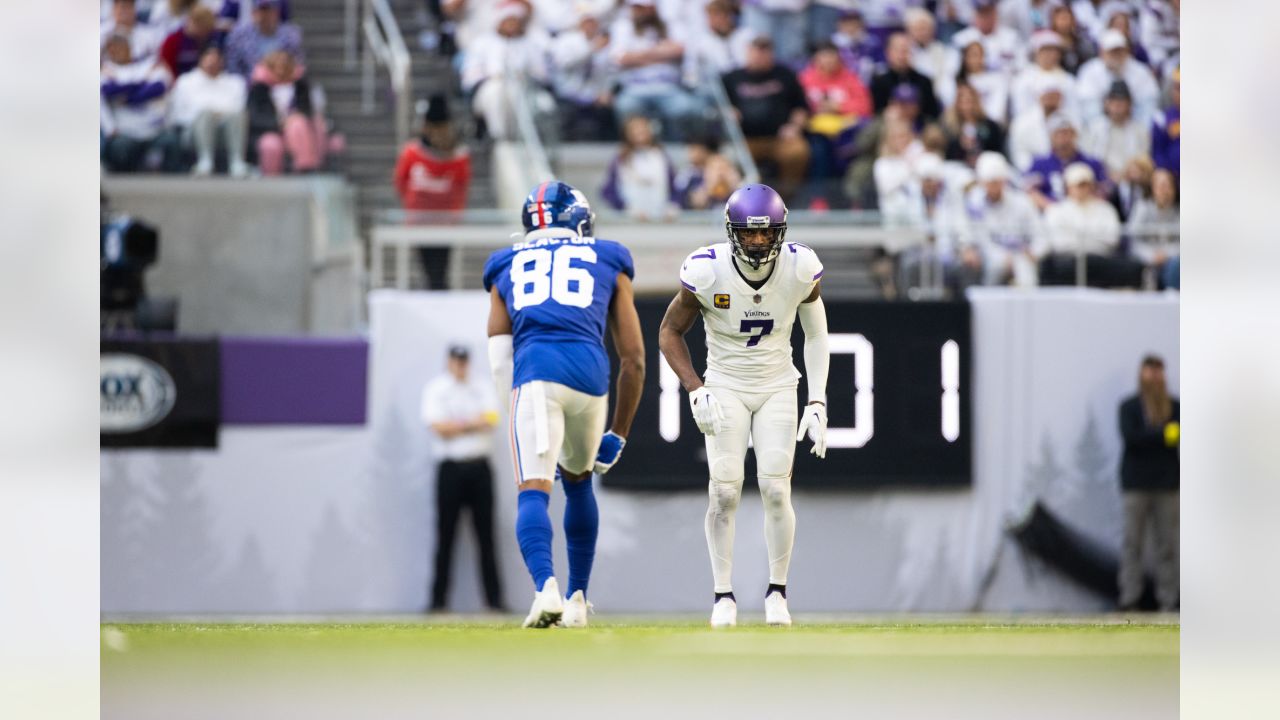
top-left (101, 337), bottom-right (220, 448)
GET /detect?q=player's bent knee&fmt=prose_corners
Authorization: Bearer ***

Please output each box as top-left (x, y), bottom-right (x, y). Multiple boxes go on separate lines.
top-left (708, 456), bottom-right (745, 487)
top-left (758, 475), bottom-right (793, 511)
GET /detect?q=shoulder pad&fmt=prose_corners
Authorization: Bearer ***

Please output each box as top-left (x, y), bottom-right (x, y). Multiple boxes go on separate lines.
top-left (788, 243), bottom-right (824, 284)
top-left (679, 247), bottom-right (718, 293)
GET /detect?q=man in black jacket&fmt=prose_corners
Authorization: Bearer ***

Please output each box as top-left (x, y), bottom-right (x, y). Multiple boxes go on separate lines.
top-left (1117, 354), bottom-right (1179, 611)
top-left (722, 36), bottom-right (810, 201)
top-left (869, 33), bottom-right (941, 120)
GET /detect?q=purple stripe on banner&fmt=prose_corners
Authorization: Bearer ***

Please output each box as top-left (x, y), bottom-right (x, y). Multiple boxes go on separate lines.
top-left (221, 336), bottom-right (368, 425)
top-left (680, 280), bottom-right (696, 292)
top-left (813, 270), bottom-right (824, 280)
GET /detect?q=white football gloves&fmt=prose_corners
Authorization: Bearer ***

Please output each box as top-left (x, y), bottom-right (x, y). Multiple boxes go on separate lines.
top-left (797, 402), bottom-right (828, 458)
top-left (689, 386), bottom-right (725, 435)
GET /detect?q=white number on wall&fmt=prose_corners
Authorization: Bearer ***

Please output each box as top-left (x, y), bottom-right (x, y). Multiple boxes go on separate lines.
top-left (941, 340), bottom-right (960, 442)
top-left (827, 333), bottom-right (874, 449)
top-left (659, 355), bottom-right (680, 442)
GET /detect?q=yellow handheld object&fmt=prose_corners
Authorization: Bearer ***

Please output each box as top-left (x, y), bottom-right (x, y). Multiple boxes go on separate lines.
top-left (1164, 421), bottom-right (1180, 447)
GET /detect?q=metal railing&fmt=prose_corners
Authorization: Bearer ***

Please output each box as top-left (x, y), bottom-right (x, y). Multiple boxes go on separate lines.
top-left (359, 0), bottom-right (413, 145)
top-left (506, 69), bottom-right (555, 187)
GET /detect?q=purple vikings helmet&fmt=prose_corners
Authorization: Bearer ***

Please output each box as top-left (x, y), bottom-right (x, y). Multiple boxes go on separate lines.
top-left (724, 183), bottom-right (788, 269)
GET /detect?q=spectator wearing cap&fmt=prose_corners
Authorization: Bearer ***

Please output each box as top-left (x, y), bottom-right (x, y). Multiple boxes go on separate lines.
top-left (394, 95), bottom-right (471, 289)
top-left (950, 0), bottom-right (1025, 76)
top-left (1102, 4), bottom-right (1152, 68)
top-left (225, 0), bottom-right (305, 78)
top-left (740, 0), bottom-right (810, 70)
top-left (461, 2), bottom-right (549, 141)
top-left (1024, 114), bottom-right (1107, 209)
top-left (157, 5), bottom-right (222, 77)
top-left (941, 81), bottom-right (1005, 169)
top-left (1000, 0), bottom-right (1058, 39)
top-left (167, 45), bottom-right (250, 176)
top-left (684, 0), bottom-right (753, 86)
top-left (101, 34), bottom-right (183, 173)
top-left (905, 9), bottom-right (958, 95)
top-left (722, 35), bottom-right (811, 200)
top-left (881, 152), bottom-right (973, 299)
top-left (1049, 3), bottom-right (1096, 75)
top-left (1037, 161), bottom-right (1138, 285)
top-left (608, 0), bottom-right (702, 142)
top-left (871, 33), bottom-right (941, 120)
top-left (948, 34), bottom-right (1010, 126)
top-left (421, 344), bottom-right (505, 614)
top-left (1011, 30), bottom-right (1080, 119)
top-left (1116, 353), bottom-right (1179, 611)
top-left (101, 0), bottom-right (164, 61)
top-left (1076, 29), bottom-right (1159, 127)
top-left (963, 151), bottom-right (1044, 286)
top-left (1149, 66), bottom-right (1178, 175)
top-left (1082, 80), bottom-right (1150, 182)
top-left (829, 9), bottom-right (881, 85)
top-left (549, 9), bottom-right (617, 141)
top-left (1008, 73), bottom-right (1073, 171)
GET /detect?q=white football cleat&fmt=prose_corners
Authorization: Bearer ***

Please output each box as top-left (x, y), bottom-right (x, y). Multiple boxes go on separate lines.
top-left (710, 596), bottom-right (737, 628)
top-left (765, 591), bottom-right (792, 627)
top-left (561, 590), bottom-right (593, 628)
top-left (522, 577), bottom-right (564, 628)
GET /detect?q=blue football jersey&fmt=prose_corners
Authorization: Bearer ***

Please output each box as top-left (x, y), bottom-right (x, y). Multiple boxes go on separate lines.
top-left (483, 231), bottom-right (635, 396)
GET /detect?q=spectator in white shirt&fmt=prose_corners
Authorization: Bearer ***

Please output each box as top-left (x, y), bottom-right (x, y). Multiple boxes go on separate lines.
top-left (1126, 165), bottom-right (1177, 271)
top-left (549, 9), bottom-right (616, 141)
top-left (1050, 3), bottom-right (1096, 75)
top-left (461, 2), bottom-right (549, 141)
top-left (1082, 79), bottom-right (1150, 182)
top-left (906, 8), bottom-right (958, 91)
top-left (951, 0), bottom-right (1025, 76)
top-left (999, 0), bottom-right (1057, 39)
top-left (1139, 0), bottom-right (1179, 72)
top-left (948, 37), bottom-right (1010, 126)
top-left (874, 118), bottom-right (928, 210)
top-left (601, 115), bottom-right (680, 221)
top-left (684, 0), bottom-right (753, 85)
top-left (884, 152), bottom-right (975, 298)
top-left (965, 151), bottom-right (1043, 286)
top-left (1071, 0), bottom-right (1113, 45)
top-left (1039, 161), bottom-right (1123, 283)
top-left (610, 0), bottom-right (702, 142)
top-left (1011, 30), bottom-right (1079, 119)
top-left (1008, 73), bottom-right (1070, 171)
top-left (101, 0), bottom-right (164, 61)
top-left (169, 46), bottom-right (249, 177)
top-left (1076, 29), bottom-right (1159, 127)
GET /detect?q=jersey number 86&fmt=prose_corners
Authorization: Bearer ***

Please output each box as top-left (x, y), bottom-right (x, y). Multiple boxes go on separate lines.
top-left (510, 246), bottom-right (597, 310)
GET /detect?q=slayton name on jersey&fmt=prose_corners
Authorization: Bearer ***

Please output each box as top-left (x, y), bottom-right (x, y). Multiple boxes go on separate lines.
top-left (679, 242), bottom-right (823, 391)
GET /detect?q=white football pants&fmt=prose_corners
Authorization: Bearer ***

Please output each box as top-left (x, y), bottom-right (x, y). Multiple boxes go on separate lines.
top-left (703, 385), bottom-right (797, 593)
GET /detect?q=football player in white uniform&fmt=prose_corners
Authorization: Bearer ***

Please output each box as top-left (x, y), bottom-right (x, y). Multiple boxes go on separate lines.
top-left (658, 183), bottom-right (830, 627)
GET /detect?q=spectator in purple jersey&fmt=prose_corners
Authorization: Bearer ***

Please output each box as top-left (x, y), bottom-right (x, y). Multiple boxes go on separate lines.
top-left (225, 0), bottom-right (304, 77)
top-left (101, 35), bottom-right (183, 172)
top-left (1023, 113), bottom-right (1108, 210)
top-left (1150, 66), bottom-right (1178, 176)
top-left (831, 10), bottom-right (882, 85)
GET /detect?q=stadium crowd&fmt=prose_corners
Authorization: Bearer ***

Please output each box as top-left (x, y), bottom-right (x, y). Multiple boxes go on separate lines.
top-left (400, 0), bottom-right (1179, 294)
top-left (100, 0), bottom-right (342, 177)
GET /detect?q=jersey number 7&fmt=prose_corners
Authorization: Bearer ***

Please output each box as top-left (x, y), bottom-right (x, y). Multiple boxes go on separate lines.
top-left (740, 319), bottom-right (774, 347)
top-left (510, 246), bottom-right (597, 310)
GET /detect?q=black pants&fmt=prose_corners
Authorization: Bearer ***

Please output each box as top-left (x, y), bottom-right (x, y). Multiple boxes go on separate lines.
top-left (431, 458), bottom-right (503, 609)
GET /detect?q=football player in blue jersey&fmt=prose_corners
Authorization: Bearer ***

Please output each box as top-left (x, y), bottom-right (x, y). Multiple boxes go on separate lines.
top-left (483, 181), bottom-right (646, 628)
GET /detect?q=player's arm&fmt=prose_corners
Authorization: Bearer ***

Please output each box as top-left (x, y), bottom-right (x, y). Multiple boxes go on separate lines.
top-left (486, 285), bottom-right (514, 398)
top-left (659, 288), bottom-right (725, 435)
top-left (796, 281), bottom-right (830, 458)
top-left (593, 274), bottom-right (646, 474)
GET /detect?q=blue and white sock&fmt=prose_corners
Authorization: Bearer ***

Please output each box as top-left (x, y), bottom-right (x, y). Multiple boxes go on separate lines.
top-left (562, 473), bottom-right (599, 598)
top-left (516, 489), bottom-right (554, 591)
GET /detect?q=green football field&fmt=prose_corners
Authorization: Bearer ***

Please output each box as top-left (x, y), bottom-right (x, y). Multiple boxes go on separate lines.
top-left (102, 616), bottom-right (1178, 719)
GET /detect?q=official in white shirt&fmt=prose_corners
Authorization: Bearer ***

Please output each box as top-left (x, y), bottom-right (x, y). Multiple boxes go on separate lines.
top-left (421, 345), bottom-right (505, 612)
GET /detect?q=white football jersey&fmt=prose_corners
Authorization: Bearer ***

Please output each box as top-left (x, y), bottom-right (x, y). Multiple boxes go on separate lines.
top-left (679, 241), bottom-right (824, 391)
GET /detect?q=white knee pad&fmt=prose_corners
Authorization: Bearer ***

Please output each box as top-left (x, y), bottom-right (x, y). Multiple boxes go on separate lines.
top-left (708, 457), bottom-right (744, 513)
top-left (758, 474), bottom-right (792, 513)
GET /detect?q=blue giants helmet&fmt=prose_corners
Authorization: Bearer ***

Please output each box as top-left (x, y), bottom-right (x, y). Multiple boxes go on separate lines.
top-left (724, 183), bottom-right (788, 269)
top-left (522, 180), bottom-right (595, 238)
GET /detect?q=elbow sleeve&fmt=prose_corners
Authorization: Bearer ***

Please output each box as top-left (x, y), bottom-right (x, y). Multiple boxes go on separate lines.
top-left (798, 298), bottom-right (829, 405)
top-left (488, 334), bottom-right (513, 398)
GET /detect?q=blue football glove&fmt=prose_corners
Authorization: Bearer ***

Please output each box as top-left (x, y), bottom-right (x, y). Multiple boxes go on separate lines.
top-left (592, 431), bottom-right (626, 475)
